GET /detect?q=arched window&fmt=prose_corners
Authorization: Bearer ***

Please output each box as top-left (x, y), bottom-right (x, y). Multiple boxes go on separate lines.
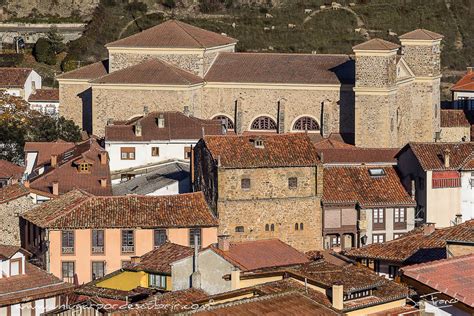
top-left (265, 224), bottom-right (269, 231)
top-left (213, 115), bottom-right (234, 130)
top-left (270, 224), bottom-right (275, 231)
top-left (251, 116), bottom-right (277, 131)
top-left (295, 223), bottom-right (299, 231)
top-left (300, 223), bottom-right (304, 230)
top-left (293, 117), bottom-right (320, 131)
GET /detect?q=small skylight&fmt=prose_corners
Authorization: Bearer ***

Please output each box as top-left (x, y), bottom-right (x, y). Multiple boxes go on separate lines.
top-left (368, 168), bottom-right (386, 177)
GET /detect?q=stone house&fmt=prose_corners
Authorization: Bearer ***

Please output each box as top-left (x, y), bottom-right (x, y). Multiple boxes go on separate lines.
top-left (20, 189), bottom-right (218, 284)
top-left (28, 88), bottom-right (60, 116)
top-left (192, 133), bottom-right (323, 252)
top-left (439, 109), bottom-right (472, 142)
top-left (397, 142), bottom-right (474, 227)
top-left (57, 20), bottom-right (457, 148)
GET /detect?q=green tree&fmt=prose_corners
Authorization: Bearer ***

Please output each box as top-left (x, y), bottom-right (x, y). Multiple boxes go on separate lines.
top-left (0, 92), bottom-right (82, 163)
top-left (33, 38), bottom-right (56, 65)
top-left (161, 0), bottom-right (176, 9)
top-left (47, 26), bottom-right (66, 54)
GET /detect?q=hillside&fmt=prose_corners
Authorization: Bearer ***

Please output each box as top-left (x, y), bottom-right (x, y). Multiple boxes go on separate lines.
top-left (5, 0), bottom-right (473, 99)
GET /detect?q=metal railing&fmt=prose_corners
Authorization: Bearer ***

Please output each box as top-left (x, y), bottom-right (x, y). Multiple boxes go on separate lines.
top-left (122, 245), bottom-right (134, 253)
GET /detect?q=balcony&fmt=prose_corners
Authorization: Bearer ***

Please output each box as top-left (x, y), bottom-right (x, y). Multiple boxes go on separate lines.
top-left (61, 247), bottom-right (74, 254)
top-left (92, 246), bottom-right (104, 254)
top-left (122, 245), bottom-right (134, 253)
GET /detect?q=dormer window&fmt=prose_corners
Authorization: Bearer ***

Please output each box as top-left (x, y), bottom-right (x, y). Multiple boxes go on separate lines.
top-left (368, 168), bottom-right (385, 177)
top-left (252, 138), bottom-right (264, 148)
top-left (79, 163), bottom-right (90, 173)
top-left (9, 257), bottom-right (22, 276)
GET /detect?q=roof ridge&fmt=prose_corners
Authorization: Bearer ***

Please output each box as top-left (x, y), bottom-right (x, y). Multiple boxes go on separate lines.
top-left (41, 191), bottom-right (92, 227)
top-left (173, 20), bottom-right (205, 48)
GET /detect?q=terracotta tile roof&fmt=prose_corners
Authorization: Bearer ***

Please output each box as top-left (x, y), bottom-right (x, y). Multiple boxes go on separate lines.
top-left (21, 190), bottom-right (218, 229)
top-left (28, 88), bottom-right (59, 102)
top-left (353, 38), bottom-right (400, 51)
top-left (401, 254), bottom-right (474, 307)
top-left (106, 20), bottom-right (236, 49)
top-left (120, 288), bottom-right (208, 314)
top-left (91, 59), bottom-right (203, 85)
top-left (282, 260), bottom-right (411, 312)
top-left (344, 220), bottom-right (474, 263)
top-left (195, 291), bottom-right (338, 316)
top-left (322, 166), bottom-right (415, 207)
top-left (24, 140), bottom-right (76, 168)
top-left (441, 109), bottom-right (471, 127)
top-left (403, 142), bottom-right (474, 171)
top-left (105, 111), bottom-right (224, 142)
top-left (0, 184), bottom-right (29, 204)
top-left (399, 29), bottom-right (444, 40)
top-left (210, 239), bottom-right (310, 271)
top-left (75, 283), bottom-right (154, 303)
top-left (0, 260), bottom-right (74, 306)
top-left (0, 159), bottom-right (24, 180)
top-left (313, 136), bottom-right (354, 150)
top-left (124, 242), bottom-right (193, 274)
top-left (318, 148), bottom-right (399, 165)
top-left (205, 52), bottom-right (354, 85)
top-left (451, 70), bottom-right (474, 92)
top-left (56, 60), bottom-right (108, 80)
top-left (28, 140), bottom-right (112, 196)
top-left (0, 244), bottom-right (21, 259)
top-left (202, 133), bottom-right (320, 169)
top-left (0, 67), bottom-right (32, 87)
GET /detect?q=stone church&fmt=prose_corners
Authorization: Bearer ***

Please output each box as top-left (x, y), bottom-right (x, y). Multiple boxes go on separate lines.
top-left (58, 20), bottom-right (449, 148)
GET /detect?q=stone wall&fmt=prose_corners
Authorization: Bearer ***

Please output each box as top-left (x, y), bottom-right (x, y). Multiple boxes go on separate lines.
top-left (0, 196), bottom-right (35, 246)
top-left (201, 86), bottom-right (353, 134)
top-left (1, 0), bottom-right (99, 20)
top-left (108, 51), bottom-right (204, 75)
top-left (402, 43), bottom-right (441, 77)
top-left (215, 166), bottom-right (323, 252)
top-left (441, 126), bottom-right (471, 142)
top-left (58, 81), bottom-right (92, 133)
top-left (355, 54), bottom-right (397, 88)
top-left (91, 86), bottom-right (203, 135)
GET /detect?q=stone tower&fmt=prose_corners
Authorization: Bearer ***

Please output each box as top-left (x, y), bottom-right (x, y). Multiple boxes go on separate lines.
top-left (353, 38), bottom-right (401, 148)
top-left (399, 29), bottom-right (443, 143)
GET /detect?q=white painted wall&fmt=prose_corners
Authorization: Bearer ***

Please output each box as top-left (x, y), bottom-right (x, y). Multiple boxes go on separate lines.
top-left (453, 91), bottom-right (474, 99)
top-left (424, 301), bottom-right (470, 316)
top-left (24, 71), bottom-right (42, 101)
top-left (0, 251), bottom-right (25, 278)
top-left (105, 140), bottom-right (196, 172)
top-left (29, 101), bottom-right (59, 116)
top-left (4, 88), bottom-right (21, 97)
top-left (460, 171), bottom-right (474, 222)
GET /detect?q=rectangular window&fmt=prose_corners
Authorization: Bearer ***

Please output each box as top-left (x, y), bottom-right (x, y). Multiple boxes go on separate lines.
top-left (394, 208), bottom-right (407, 230)
top-left (372, 234), bottom-right (385, 244)
top-left (154, 229), bottom-right (167, 248)
top-left (92, 230), bottom-right (105, 254)
top-left (121, 230), bottom-right (134, 253)
top-left (151, 147), bottom-right (160, 157)
top-left (61, 231), bottom-right (74, 254)
top-left (372, 208), bottom-right (385, 230)
top-left (92, 261), bottom-right (105, 280)
top-left (189, 228), bottom-right (202, 248)
top-left (10, 258), bottom-right (21, 276)
top-left (149, 274), bottom-right (167, 289)
top-left (62, 261), bottom-right (75, 281)
top-left (241, 178), bottom-right (251, 190)
top-left (184, 146), bottom-right (192, 159)
top-left (389, 265), bottom-right (399, 279)
top-left (288, 177), bottom-right (298, 189)
top-left (120, 147), bottom-right (136, 160)
top-left (432, 171), bottom-right (461, 189)
top-left (393, 233), bottom-right (404, 239)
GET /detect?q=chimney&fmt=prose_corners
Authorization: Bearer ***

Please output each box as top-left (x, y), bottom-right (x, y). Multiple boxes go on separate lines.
top-left (423, 223), bottom-right (435, 236)
top-left (130, 256), bottom-right (140, 264)
top-left (183, 106), bottom-right (190, 117)
top-left (331, 283), bottom-right (344, 310)
top-left (24, 180), bottom-right (30, 188)
top-left (52, 181), bottom-right (59, 196)
top-left (443, 148), bottom-right (451, 168)
top-left (455, 214), bottom-right (462, 225)
top-left (143, 106), bottom-right (149, 116)
top-left (467, 66), bottom-right (474, 74)
top-left (134, 121), bottom-right (142, 137)
top-left (217, 235), bottom-right (230, 251)
top-left (100, 178), bottom-right (107, 188)
top-left (157, 114), bottom-right (165, 128)
top-left (100, 151), bottom-right (107, 165)
top-left (51, 154), bottom-right (58, 168)
top-left (230, 269), bottom-right (240, 290)
top-left (191, 234), bottom-right (201, 289)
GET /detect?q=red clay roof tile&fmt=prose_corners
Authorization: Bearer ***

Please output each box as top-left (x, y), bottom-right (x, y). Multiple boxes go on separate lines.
top-left (21, 190), bottom-right (218, 229)
top-left (202, 133), bottom-right (320, 169)
top-left (451, 71), bottom-right (474, 92)
top-left (28, 88), bottom-right (59, 102)
top-left (0, 68), bottom-right (32, 87)
top-left (404, 142), bottom-right (474, 171)
top-left (0, 160), bottom-right (24, 180)
top-left (0, 184), bottom-right (29, 204)
top-left (24, 140), bottom-right (76, 168)
top-left (440, 109), bottom-right (471, 127)
top-left (56, 60), bottom-right (108, 80)
top-left (353, 38), bottom-right (400, 51)
top-left (399, 29), bottom-right (444, 40)
top-left (106, 20), bottom-right (236, 49)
